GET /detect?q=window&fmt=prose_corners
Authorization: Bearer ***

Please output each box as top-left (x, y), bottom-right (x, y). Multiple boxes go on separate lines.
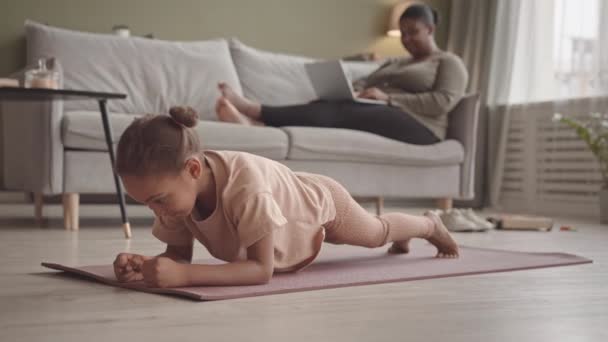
top-left (554, 0), bottom-right (605, 99)
top-left (507, 0), bottom-right (606, 104)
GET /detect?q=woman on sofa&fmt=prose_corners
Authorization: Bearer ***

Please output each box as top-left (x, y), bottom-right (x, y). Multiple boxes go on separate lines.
top-left (216, 4), bottom-right (468, 145)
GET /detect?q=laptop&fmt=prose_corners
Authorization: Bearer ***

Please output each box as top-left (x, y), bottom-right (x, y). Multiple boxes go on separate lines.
top-left (305, 60), bottom-right (387, 105)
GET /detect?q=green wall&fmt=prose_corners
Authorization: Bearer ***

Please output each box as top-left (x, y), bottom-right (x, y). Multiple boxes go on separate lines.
top-left (0, 0), bottom-right (450, 76)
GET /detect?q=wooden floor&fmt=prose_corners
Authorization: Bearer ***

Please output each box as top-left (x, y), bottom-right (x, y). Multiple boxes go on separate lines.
top-left (0, 205), bottom-right (607, 342)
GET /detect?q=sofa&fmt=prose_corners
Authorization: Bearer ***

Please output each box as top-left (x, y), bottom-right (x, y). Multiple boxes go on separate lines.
top-left (1, 21), bottom-right (479, 230)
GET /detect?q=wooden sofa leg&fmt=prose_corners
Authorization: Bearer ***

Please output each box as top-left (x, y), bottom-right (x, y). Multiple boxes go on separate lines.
top-left (436, 197), bottom-right (453, 211)
top-left (34, 192), bottom-right (44, 226)
top-left (376, 197), bottom-right (384, 216)
top-left (62, 193), bottom-right (80, 231)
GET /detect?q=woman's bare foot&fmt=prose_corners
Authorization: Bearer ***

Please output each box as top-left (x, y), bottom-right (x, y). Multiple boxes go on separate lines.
top-left (216, 97), bottom-right (265, 126)
top-left (217, 83), bottom-right (261, 120)
top-left (388, 211), bottom-right (459, 258)
top-left (215, 97), bottom-right (253, 125)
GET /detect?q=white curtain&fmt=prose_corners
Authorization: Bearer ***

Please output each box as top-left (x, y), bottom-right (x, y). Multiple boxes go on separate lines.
top-left (487, 0), bottom-right (608, 207)
top-left (446, 0), bottom-right (498, 207)
top-left (601, 1), bottom-right (608, 92)
top-left (486, 0), bottom-right (522, 206)
top-left (446, 0), bottom-right (497, 94)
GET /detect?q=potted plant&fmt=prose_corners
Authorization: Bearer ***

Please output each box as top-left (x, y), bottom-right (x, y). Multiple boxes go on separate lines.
top-left (553, 112), bottom-right (608, 223)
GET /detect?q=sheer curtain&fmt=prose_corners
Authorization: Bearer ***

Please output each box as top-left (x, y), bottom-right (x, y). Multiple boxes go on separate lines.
top-left (601, 1), bottom-right (608, 93)
top-left (446, 0), bottom-right (498, 207)
top-left (486, 0), bottom-right (522, 206)
top-left (487, 0), bottom-right (608, 208)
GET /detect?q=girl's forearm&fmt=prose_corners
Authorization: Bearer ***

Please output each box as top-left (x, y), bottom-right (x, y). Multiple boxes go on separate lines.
top-left (182, 260), bottom-right (273, 286)
top-left (157, 251), bottom-right (190, 263)
top-left (158, 244), bottom-right (193, 263)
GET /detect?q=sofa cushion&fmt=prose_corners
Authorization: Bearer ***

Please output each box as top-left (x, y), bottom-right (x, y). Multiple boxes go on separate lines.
top-left (282, 127), bottom-right (464, 166)
top-left (62, 111), bottom-right (289, 159)
top-left (26, 20), bottom-right (242, 121)
top-left (229, 39), bottom-right (317, 106)
top-left (229, 39), bottom-right (380, 106)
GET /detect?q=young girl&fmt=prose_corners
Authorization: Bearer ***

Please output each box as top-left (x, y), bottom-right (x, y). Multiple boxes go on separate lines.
top-left (113, 107), bottom-right (459, 288)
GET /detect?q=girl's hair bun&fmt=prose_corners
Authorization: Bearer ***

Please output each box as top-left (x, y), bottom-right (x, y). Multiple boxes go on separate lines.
top-left (169, 106), bottom-right (199, 128)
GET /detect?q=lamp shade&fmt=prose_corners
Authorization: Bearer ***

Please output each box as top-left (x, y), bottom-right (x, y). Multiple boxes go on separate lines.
top-left (386, 1), bottom-right (412, 37)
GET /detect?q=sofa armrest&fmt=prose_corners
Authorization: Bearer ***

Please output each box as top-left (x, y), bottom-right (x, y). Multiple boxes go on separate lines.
top-left (446, 93), bottom-right (480, 200)
top-left (1, 99), bottom-right (64, 194)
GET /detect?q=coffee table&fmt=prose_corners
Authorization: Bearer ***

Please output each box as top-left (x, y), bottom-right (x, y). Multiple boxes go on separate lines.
top-left (0, 87), bottom-right (132, 238)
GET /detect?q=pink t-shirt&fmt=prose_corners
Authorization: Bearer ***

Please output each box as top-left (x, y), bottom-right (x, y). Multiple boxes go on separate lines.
top-left (152, 150), bottom-right (336, 272)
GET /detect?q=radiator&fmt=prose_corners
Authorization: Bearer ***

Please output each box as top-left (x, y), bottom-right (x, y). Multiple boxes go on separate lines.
top-left (499, 97), bottom-right (607, 219)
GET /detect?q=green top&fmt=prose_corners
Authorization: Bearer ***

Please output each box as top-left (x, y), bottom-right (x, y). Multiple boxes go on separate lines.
top-left (354, 51), bottom-right (468, 140)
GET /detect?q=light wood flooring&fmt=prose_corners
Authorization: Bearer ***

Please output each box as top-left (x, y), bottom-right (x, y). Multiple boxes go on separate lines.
top-left (0, 204), bottom-right (606, 342)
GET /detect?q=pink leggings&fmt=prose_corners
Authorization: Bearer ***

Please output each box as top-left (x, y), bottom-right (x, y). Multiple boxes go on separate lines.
top-left (314, 175), bottom-right (434, 248)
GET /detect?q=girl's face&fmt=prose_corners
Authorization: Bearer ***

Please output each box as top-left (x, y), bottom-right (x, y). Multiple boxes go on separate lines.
top-left (399, 18), bottom-right (434, 58)
top-left (121, 159), bottom-right (202, 217)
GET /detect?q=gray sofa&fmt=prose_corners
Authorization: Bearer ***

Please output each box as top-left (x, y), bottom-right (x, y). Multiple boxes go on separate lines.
top-left (1, 21), bottom-right (479, 230)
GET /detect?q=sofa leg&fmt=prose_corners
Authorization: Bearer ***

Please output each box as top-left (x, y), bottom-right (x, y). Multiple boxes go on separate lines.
top-left (376, 197), bottom-right (384, 216)
top-left (34, 192), bottom-right (44, 226)
top-left (62, 193), bottom-right (80, 231)
top-left (436, 197), bottom-right (453, 211)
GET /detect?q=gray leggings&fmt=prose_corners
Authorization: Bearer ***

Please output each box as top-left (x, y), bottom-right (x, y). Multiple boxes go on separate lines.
top-left (260, 100), bottom-right (439, 145)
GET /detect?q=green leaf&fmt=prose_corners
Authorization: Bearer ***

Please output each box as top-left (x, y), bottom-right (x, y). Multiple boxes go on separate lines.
top-left (560, 117), bottom-right (605, 162)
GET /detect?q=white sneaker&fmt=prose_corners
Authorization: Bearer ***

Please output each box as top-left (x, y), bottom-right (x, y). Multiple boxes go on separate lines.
top-left (439, 209), bottom-right (487, 232)
top-left (461, 208), bottom-right (495, 230)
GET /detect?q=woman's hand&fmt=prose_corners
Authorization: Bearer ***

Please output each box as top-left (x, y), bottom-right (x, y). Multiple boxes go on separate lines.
top-left (113, 253), bottom-right (148, 283)
top-left (358, 87), bottom-right (389, 101)
top-left (141, 256), bottom-right (189, 288)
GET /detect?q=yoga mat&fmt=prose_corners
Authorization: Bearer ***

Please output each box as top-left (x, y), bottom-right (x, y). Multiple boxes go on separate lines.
top-left (41, 244), bottom-right (592, 301)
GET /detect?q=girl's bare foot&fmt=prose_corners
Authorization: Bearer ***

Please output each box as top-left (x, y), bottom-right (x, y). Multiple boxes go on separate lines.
top-left (425, 211), bottom-right (460, 258)
top-left (388, 239), bottom-right (410, 254)
top-left (217, 83), bottom-right (261, 120)
top-left (388, 211), bottom-right (459, 258)
top-left (215, 97), bottom-right (252, 125)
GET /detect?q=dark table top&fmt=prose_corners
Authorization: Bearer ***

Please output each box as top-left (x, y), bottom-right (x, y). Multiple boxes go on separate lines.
top-left (0, 87), bottom-right (127, 101)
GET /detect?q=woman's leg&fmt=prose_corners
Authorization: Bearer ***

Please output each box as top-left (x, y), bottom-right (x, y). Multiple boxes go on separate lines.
top-left (261, 101), bottom-right (343, 127)
top-left (263, 101), bottom-right (439, 145)
top-left (216, 97), bottom-right (341, 127)
top-left (217, 83), bottom-right (440, 145)
top-left (318, 175), bottom-right (459, 258)
top-left (332, 102), bottom-right (439, 145)
top-left (216, 83), bottom-right (340, 127)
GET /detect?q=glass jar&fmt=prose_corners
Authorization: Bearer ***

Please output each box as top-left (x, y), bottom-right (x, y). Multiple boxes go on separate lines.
top-left (24, 58), bottom-right (60, 89)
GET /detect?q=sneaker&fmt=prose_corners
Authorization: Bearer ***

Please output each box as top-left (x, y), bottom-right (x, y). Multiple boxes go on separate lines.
top-left (439, 209), bottom-right (487, 232)
top-left (461, 208), bottom-right (495, 230)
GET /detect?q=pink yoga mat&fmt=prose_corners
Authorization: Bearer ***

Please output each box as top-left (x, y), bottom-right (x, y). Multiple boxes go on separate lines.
top-left (42, 244), bottom-right (591, 301)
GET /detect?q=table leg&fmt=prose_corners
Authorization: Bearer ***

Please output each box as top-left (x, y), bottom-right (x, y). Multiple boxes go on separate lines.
top-left (98, 99), bottom-right (132, 239)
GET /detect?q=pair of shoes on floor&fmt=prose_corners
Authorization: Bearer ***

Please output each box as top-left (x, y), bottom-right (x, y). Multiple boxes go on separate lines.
top-left (433, 208), bottom-right (495, 232)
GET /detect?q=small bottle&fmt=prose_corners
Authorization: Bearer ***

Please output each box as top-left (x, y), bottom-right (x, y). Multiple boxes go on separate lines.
top-left (24, 58), bottom-right (60, 89)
